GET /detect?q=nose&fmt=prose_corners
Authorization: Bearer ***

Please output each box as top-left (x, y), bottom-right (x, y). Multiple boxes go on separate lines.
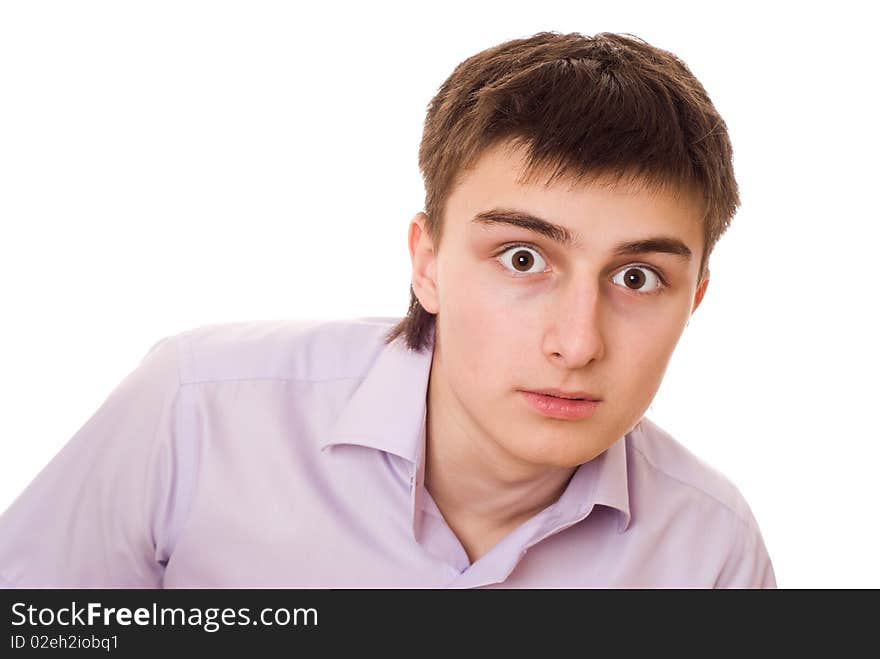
top-left (543, 276), bottom-right (606, 368)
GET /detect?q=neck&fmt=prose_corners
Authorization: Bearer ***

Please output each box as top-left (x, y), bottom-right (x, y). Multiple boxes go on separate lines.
top-left (423, 361), bottom-right (576, 560)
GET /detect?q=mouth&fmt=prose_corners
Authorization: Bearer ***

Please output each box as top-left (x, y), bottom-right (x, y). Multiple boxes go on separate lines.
top-left (522, 389), bottom-right (601, 402)
top-left (518, 390), bottom-right (602, 420)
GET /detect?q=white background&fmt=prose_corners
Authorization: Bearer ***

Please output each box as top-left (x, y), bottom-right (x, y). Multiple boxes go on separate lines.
top-left (1, 1), bottom-right (877, 588)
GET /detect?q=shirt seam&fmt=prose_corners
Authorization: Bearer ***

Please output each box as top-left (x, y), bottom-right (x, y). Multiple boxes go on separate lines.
top-left (627, 442), bottom-right (757, 533)
top-left (145, 380), bottom-right (183, 576)
top-left (714, 512), bottom-right (765, 588)
top-left (159, 384), bottom-right (202, 583)
top-left (173, 327), bottom-right (373, 386)
top-left (155, 336), bottom-right (195, 578)
top-left (148, 337), bottom-right (185, 575)
top-left (177, 375), bottom-right (367, 386)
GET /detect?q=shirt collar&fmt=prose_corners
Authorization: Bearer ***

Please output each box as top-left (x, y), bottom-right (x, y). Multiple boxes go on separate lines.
top-left (322, 325), bottom-right (434, 463)
top-left (322, 322), bottom-right (631, 533)
top-left (588, 430), bottom-right (632, 533)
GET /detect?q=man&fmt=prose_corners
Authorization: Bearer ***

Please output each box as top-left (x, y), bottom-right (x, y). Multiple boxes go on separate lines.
top-left (0, 31), bottom-right (775, 587)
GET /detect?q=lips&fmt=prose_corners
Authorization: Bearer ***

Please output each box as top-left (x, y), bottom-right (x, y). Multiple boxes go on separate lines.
top-left (519, 391), bottom-right (601, 420)
top-left (524, 388), bottom-right (601, 402)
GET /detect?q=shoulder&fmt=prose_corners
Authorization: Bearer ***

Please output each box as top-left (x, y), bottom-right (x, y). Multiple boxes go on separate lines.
top-left (156, 316), bottom-right (401, 385)
top-left (627, 416), bottom-right (759, 533)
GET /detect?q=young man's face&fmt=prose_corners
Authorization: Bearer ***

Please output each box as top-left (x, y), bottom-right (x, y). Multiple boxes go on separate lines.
top-left (409, 139), bottom-right (709, 470)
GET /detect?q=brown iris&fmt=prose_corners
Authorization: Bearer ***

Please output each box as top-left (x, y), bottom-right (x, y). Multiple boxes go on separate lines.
top-left (623, 268), bottom-right (646, 289)
top-left (512, 250), bottom-right (535, 272)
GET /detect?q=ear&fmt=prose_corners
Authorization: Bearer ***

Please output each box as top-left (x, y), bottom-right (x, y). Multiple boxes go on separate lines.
top-left (408, 212), bottom-right (440, 314)
top-left (691, 271), bottom-right (710, 314)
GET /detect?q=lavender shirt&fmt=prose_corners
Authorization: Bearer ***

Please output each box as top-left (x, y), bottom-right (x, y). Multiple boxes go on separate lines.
top-left (0, 317), bottom-right (775, 588)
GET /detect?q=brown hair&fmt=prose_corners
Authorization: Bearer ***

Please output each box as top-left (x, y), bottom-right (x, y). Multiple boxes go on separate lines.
top-left (384, 31), bottom-right (739, 353)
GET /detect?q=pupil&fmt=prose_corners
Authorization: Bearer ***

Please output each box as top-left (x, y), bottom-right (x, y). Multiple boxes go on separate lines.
top-left (625, 269), bottom-right (645, 289)
top-left (514, 251), bottom-right (533, 271)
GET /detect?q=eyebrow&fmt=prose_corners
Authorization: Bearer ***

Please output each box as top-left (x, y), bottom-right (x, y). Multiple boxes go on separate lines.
top-left (471, 208), bottom-right (693, 261)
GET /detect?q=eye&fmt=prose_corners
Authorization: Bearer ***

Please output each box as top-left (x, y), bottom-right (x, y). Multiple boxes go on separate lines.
top-left (611, 265), bottom-right (665, 294)
top-left (496, 244), bottom-right (548, 275)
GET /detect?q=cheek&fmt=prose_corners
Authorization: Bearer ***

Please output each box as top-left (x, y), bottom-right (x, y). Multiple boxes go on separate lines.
top-left (448, 293), bottom-right (511, 370)
top-left (618, 318), bottom-right (685, 392)
top-left (442, 260), bottom-right (521, 331)
top-left (438, 265), bottom-right (533, 378)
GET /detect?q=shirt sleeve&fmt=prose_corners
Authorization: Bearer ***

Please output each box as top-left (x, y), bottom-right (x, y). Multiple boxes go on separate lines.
top-left (713, 518), bottom-right (777, 589)
top-left (0, 334), bottom-right (189, 588)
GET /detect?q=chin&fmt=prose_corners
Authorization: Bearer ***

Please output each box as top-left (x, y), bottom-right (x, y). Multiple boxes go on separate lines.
top-left (510, 445), bottom-right (595, 469)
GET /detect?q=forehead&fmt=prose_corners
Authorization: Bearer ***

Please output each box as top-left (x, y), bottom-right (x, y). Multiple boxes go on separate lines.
top-left (444, 140), bottom-right (705, 246)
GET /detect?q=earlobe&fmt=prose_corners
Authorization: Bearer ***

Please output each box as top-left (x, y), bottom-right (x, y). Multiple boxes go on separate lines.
top-left (408, 212), bottom-right (440, 314)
